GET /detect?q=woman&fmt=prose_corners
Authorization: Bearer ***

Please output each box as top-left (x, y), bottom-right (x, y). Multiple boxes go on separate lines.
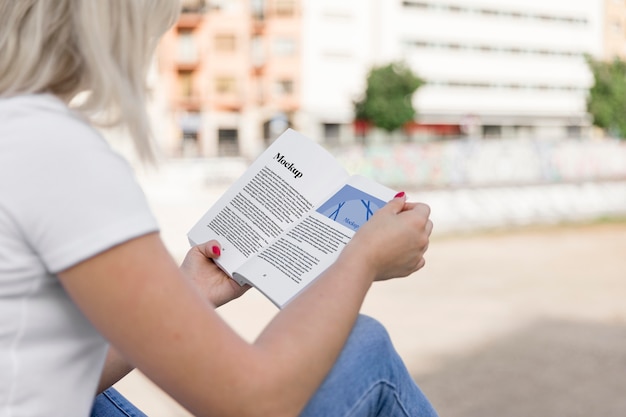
top-left (0, 1), bottom-right (437, 416)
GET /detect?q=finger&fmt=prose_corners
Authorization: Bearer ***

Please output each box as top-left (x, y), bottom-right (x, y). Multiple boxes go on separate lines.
top-left (398, 201), bottom-right (431, 215)
top-left (197, 240), bottom-right (222, 259)
top-left (415, 257), bottom-right (426, 272)
top-left (382, 191), bottom-right (407, 215)
top-left (407, 202), bottom-right (430, 218)
top-left (401, 201), bottom-right (421, 211)
top-left (425, 219), bottom-right (434, 236)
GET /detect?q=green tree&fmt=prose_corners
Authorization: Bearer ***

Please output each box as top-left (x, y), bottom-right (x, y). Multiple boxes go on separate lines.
top-left (354, 61), bottom-right (424, 133)
top-left (586, 55), bottom-right (626, 139)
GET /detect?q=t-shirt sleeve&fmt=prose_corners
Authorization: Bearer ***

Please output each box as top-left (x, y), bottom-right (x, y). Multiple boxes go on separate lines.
top-left (7, 112), bottom-right (159, 274)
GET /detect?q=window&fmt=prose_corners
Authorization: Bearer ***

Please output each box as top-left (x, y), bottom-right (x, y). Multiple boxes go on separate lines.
top-left (218, 129), bottom-right (239, 156)
top-left (449, 6), bottom-right (466, 13)
top-left (251, 35), bottom-right (265, 67)
top-left (215, 34), bottom-right (236, 51)
top-left (180, 112), bottom-right (202, 157)
top-left (215, 77), bottom-right (236, 94)
top-left (208, 0), bottom-right (238, 12)
top-left (566, 125), bottom-right (582, 138)
top-left (273, 37), bottom-right (296, 56)
top-left (483, 125), bottom-right (501, 138)
top-left (275, 0), bottom-right (295, 17)
top-left (479, 9), bottom-right (499, 16)
top-left (181, 131), bottom-right (199, 157)
top-left (274, 79), bottom-right (294, 95)
top-left (178, 30), bottom-right (197, 63)
top-left (402, 1), bottom-right (429, 9)
top-left (252, 0), bottom-right (265, 19)
top-left (323, 123), bottom-right (341, 146)
top-left (179, 71), bottom-right (194, 97)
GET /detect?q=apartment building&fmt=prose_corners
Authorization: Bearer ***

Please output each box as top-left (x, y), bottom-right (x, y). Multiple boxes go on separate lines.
top-left (603, 0), bottom-right (626, 59)
top-left (303, 0), bottom-right (603, 141)
top-left (159, 0), bottom-right (301, 158)
top-left (158, 0), bottom-right (604, 157)
top-left (394, 0), bottom-right (602, 139)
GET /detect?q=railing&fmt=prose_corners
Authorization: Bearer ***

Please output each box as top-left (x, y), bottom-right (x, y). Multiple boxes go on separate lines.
top-left (181, 0), bottom-right (206, 13)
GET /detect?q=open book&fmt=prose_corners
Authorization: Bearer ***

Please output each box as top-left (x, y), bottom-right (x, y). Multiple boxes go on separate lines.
top-left (188, 129), bottom-right (396, 308)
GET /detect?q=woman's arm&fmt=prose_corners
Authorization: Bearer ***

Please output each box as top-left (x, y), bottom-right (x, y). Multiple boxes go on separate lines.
top-left (60, 195), bottom-right (431, 417)
top-left (96, 240), bottom-right (250, 393)
top-left (97, 347), bottom-right (134, 394)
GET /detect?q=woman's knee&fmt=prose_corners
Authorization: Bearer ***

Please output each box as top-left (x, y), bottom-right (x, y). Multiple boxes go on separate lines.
top-left (352, 315), bottom-right (393, 347)
top-left (345, 315), bottom-right (396, 366)
top-left (301, 316), bottom-right (438, 417)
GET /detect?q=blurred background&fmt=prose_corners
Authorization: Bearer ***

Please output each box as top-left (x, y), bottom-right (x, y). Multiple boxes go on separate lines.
top-left (111, 0), bottom-right (626, 415)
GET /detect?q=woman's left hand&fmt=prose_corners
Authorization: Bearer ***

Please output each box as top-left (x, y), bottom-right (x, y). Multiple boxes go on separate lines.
top-left (180, 240), bottom-right (250, 307)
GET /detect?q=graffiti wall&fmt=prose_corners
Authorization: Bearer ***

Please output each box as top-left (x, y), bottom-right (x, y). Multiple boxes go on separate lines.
top-left (336, 138), bottom-right (626, 188)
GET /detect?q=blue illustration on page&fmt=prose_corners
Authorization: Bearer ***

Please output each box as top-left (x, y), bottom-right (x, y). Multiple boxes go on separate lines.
top-left (316, 185), bottom-right (386, 231)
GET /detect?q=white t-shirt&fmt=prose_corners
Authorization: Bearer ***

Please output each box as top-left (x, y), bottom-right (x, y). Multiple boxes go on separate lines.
top-left (0, 95), bottom-right (159, 417)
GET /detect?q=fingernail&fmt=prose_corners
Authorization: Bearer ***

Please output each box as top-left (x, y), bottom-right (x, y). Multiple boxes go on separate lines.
top-left (394, 191), bottom-right (405, 198)
top-left (212, 245), bottom-right (221, 256)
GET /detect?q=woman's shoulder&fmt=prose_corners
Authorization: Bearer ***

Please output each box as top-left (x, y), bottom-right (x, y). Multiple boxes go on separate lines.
top-left (0, 94), bottom-right (135, 179)
top-left (0, 94), bottom-right (106, 151)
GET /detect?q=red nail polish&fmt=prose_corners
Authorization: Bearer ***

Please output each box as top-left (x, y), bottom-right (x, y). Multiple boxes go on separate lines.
top-left (212, 245), bottom-right (221, 256)
top-left (394, 191), bottom-right (405, 198)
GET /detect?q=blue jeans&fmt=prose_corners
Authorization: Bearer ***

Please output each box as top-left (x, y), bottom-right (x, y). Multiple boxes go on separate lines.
top-left (91, 315), bottom-right (438, 417)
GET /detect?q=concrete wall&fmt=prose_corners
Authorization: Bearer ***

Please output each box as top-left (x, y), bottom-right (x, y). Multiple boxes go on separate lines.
top-left (336, 138), bottom-right (626, 188)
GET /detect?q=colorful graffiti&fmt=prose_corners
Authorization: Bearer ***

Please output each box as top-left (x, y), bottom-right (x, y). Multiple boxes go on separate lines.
top-left (336, 138), bottom-right (626, 188)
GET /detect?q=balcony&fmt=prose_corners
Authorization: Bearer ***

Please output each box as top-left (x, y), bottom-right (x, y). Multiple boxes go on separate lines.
top-left (211, 93), bottom-right (244, 112)
top-left (176, 95), bottom-right (203, 112)
top-left (177, 0), bottom-right (205, 28)
top-left (252, 14), bottom-right (266, 35)
top-left (177, 62), bottom-right (199, 72)
top-left (177, 13), bottom-right (203, 29)
top-left (181, 0), bottom-right (206, 13)
top-left (251, 65), bottom-right (265, 77)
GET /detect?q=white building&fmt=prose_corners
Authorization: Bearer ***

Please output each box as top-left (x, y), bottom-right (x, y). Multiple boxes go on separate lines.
top-left (299, 0), bottom-right (603, 143)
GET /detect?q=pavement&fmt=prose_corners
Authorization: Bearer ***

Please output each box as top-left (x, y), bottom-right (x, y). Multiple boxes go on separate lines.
top-left (111, 162), bottom-right (626, 416)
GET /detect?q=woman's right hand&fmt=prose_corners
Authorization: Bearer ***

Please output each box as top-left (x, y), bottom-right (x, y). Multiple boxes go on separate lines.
top-left (340, 193), bottom-right (433, 282)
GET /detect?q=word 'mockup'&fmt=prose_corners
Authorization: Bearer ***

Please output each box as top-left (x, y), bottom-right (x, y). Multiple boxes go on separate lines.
top-left (273, 153), bottom-right (303, 179)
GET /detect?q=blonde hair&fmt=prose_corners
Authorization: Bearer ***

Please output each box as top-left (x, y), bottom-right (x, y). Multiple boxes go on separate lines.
top-left (0, 0), bottom-right (181, 162)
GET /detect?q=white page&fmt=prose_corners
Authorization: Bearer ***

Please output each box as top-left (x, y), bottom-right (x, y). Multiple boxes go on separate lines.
top-left (188, 129), bottom-right (349, 276)
top-left (234, 175), bottom-right (396, 308)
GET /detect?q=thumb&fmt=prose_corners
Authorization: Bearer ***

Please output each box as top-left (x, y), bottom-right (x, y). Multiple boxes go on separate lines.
top-left (197, 240), bottom-right (222, 259)
top-left (383, 191), bottom-right (407, 215)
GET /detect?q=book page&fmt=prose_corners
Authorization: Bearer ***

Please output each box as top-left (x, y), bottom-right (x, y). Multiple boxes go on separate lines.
top-left (233, 175), bottom-right (396, 308)
top-left (188, 129), bottom-right (349, 277)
